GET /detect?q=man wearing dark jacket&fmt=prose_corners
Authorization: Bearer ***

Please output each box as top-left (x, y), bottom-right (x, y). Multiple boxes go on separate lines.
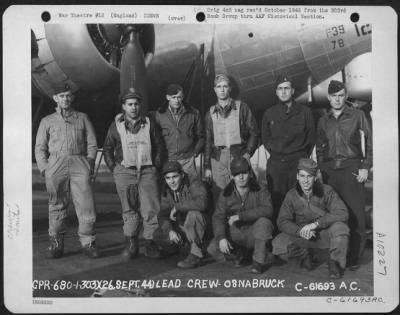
top-left (207, 157), bottom-right (274, 274)
top-left (204, 74), bottom-right (260, 204)
top-left (272, 158), bottom-right (349, 279)
top-left (261, 76), bottom-right (316, 221)
top-left (154, 84), bottom-right (204, 179)
top-left (153, 161), bottom-right (208, 268)
top-left (103, 88), bottom-right (165, 260)
top-left (316, 80), bottom-right (372, 270)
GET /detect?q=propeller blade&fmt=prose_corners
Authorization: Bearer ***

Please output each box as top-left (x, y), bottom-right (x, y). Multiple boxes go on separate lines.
top-left (120, 30), bottom-right (147, 113)
top-left (109, 46), bottom-right (119, 67)
top-left (101, 24), bottom-right (122, 45)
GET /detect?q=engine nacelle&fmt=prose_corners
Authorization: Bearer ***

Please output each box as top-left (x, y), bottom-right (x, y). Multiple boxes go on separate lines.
top-left (296, 53), bottom-right (372, 106)
top-left (344, 52), bottom-right (372, 101)
top-left (31, 24), bottom-right (155, 98)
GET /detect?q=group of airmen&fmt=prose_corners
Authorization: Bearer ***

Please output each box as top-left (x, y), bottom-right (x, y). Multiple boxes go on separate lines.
top-left (35, 73), bottom-right (372, 279)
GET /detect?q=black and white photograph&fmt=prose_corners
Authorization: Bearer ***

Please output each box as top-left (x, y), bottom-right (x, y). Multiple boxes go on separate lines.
top-left (3, 4), bottom-right (399, 313)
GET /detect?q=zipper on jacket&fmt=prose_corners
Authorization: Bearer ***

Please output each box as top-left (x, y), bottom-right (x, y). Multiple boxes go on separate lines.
top-left (235, 187), bottom-right (249, 215)
top-left (175, 112), bottom-right (183, 154)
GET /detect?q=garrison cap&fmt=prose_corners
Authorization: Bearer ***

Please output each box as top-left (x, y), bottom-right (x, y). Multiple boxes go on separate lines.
top-left (120, 88), bottom-right (142, 104)
top-left (166, 84), bottom-right (183, 96)
top-left (52, 82), bottom-right (72, 95)
top-left (230, 156), bottom-right (250, 176)
top-left (328, 80), bottom-right (346, 94)
top-left (275, 75), bottom-right (293, 88)
top-left (214, 74), bottom-right (230, 86)
top-left (297, 158), bottom-right (318, 176)
top-left (162, 160), bottom-right (183, 176)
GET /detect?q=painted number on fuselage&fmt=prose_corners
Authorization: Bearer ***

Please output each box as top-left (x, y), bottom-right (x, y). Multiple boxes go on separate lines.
top-left (354, 24), bottom-right (372, 37)
top-left (331, 39), bottom-right (345, 49)
top-left (326, 25), bottom-right (346, 50)
top-left (326, 25), bottom-right (345, 37)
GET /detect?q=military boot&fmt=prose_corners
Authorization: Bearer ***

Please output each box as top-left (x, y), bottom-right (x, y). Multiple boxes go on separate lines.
top-left (177, 254), bottom-right (201, 269)
top-left (250, 261), bottom-right (266, 274)
top-left (82, 241), bottom-right (100, 258)
top-left (328, 259), bottom-right (342, 279)
top-left (300, 254), bottom-right (316, 271)
top-left (144, 240), bottom-right (161, 259)
top-left (46, 233), bottom-right (64, 259)
top-left (122, 236), bottom-right (139, 261)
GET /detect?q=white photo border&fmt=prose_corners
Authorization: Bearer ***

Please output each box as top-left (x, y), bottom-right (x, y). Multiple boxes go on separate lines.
top-left (3, 4), bottom-right (399, 313)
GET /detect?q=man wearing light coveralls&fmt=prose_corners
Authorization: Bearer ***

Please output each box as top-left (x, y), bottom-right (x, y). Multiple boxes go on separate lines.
top-left (35, 83), bottom-right (99, 259)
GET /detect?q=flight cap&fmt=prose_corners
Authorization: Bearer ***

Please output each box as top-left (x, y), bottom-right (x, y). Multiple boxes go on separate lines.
top-left (297, 158), bottom-right (318, 176)
top-left (230, 156), bottom-right (250, 176)
top-left (162, 161), bottom-right (183, 176)
top-left (214, 74), bottom-right (230, 86)
top-left (166, 84), bottom-right (183, 96)
top-left (53, 82), bottom-right (72, 95)
top-left (328, 80), bottom-right (346, 94)
top-left (120, 88), bottom-right (142, 104)
top-left (275, 75), bottom-right (293, 88)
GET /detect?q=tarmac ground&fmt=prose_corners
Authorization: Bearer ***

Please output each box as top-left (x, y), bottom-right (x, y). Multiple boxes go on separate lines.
top-left (32, 165), bottom-right (374, 298)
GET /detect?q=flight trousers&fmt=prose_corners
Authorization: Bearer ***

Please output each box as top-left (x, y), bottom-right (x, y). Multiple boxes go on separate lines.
top-left (153, 211), bottom-right (206, 258)
top-left (45, 154), bottom-right (96, 246)
top-left (178, 156), bottom-right (199, 180)
top-left (272, 222), bottom-right (350, 268)
top-left (266, 157), bottom-right (303, 221)
top-left (113, 165), bottom-right (160, 240)
top-left (207, 217), bottom-right (274, 265)
top-left (321, 160), bottom-right (367, 266)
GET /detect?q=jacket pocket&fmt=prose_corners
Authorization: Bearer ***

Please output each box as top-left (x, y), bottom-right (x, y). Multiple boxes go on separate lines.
top-left (49, 126), bottom-right (62, 141)
top-left (292, 121), bottom-right (305, 134)
top-left (50, 126), bottom-right (61, 136)
top-left (49, 127), bottom-right (62, 150)
top-left (187, 127), bottom-right (193, 138)
top-left (162, 128), bottom-right (170, 136)
top-left (295, 213), bottom-right (306, 224)
top-left (74, 127), bottom-right (86, 147)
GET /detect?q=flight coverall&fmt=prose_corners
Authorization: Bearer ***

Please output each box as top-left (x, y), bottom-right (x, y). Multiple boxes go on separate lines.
top-left (35, 109), bottom-right (98, 246)
top-left (103, 114), bottom-right (164, 240)
top-left (273, 181), bottom-right (349, 269)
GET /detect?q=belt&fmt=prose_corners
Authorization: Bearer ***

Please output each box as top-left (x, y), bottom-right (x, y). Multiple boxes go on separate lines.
top-left (269, 152), bottom-right (307, 162)
top-left (324, 158), bottom-right (359, 169)
top-left (126, 165), bottom-right (153, 170)
top-left (50, 152), bottom-right (84, 157)
top-left (215, 144), bottom-right (242, 150)
top-left (333, 158), bottom-right (346, 168)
